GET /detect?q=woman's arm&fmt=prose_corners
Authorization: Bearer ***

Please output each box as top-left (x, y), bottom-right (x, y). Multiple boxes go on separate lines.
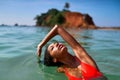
top-left (37, 25), bottom-right (58, 57)
top-left (37, 25), bottom-right (98, 69)
top-left (56, 25), bottom-right (99, 69)
top-left (37, 25), bottom-right (84, 58)
top-left (37, 24), bottom-right (80, 56)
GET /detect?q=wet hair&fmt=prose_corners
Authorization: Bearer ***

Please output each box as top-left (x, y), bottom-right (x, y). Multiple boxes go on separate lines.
top-left (44, 46), bottom-right (63, 67)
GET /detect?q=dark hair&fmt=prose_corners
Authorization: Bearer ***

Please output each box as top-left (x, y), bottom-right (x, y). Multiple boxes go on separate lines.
top-left (44, 46), bottom-right (63, 67)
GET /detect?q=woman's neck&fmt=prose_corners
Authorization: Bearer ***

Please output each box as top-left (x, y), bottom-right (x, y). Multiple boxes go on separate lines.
top-left (59, 53), bottom-right (79, 68)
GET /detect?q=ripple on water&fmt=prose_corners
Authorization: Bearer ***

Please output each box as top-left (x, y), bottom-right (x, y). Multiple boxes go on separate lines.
top-left (0, 26), bottom-right (120, 80)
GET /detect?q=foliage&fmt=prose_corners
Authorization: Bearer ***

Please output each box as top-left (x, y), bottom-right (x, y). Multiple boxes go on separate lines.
top-left (64, 2), bottom-right (70, 11)
top-left (34, 8), bottom-right (65, 26)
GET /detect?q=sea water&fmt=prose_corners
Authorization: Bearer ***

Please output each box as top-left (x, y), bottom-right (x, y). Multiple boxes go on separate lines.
top-left (0, 26), bottom-right (120, 80)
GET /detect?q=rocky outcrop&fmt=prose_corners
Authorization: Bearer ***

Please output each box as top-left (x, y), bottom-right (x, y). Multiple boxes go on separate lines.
top-left (62, 12), bottom-right (96, 29)
top-left (35, 9), bottom-right (96, 29)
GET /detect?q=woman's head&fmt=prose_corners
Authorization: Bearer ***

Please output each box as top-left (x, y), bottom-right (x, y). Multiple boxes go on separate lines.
top-left (47, 42), bottom-right (67, 58)
top-left (44, 42), bottom-right (67, 66)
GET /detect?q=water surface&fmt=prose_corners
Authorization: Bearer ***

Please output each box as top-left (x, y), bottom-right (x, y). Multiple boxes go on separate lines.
top-left (0, 26), bottom-right (120, 80)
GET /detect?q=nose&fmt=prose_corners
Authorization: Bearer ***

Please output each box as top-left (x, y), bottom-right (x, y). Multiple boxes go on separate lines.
top-left (54, 42), bottom-right (59, 47)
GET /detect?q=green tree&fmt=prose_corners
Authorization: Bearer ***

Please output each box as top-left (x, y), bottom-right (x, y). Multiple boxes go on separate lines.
top-left (49, 12), bottom-right (65, 26)
top-left (47, 8), bottom-right (59, 15)
top-left (34, 8), bottom-right (65, 26)
top-left (64, 2), bottom-right (70, 11)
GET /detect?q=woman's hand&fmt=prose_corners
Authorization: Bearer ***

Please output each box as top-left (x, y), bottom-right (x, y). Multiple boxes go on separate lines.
top-left (36, 25), bottom-right (58, 57)
top-left (37, 44), bottom-right (43, 63)
top-left (57, 67), bottom-right (65, 73)
top-left (37, 44), bottom-right (42, 57)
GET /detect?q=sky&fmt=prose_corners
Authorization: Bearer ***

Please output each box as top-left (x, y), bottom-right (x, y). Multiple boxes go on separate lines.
top-left (0, 0), bottom-right (120, 27)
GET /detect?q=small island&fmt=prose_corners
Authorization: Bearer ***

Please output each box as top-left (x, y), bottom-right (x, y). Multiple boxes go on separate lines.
top-left (34, 9), bottom-right (120, 30)
top-left (34, 8), bottom-right (96, 29)
top-left (34, 2), bottom-right (120, 30)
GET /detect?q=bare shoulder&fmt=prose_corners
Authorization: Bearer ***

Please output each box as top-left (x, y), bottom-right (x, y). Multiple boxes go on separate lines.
top-left (57, 66), bottom-right (65, 73)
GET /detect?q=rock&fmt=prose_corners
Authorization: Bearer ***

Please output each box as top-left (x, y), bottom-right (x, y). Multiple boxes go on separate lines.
top-left (62, 12), bottom-right (96, 29)
top-left (35, 9), bottom-right (96, 29)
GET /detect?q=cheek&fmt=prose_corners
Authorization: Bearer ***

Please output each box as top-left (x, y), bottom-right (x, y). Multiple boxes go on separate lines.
top-left (51, 50), bottom-right (61, 58)
top-left (50, 51), bottom-right (58, 58)
top-left (61, 47), bottom-right (68, 53)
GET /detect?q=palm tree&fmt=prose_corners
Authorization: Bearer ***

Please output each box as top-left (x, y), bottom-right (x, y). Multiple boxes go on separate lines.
top-left (64, 2), bottom-right (70, 11)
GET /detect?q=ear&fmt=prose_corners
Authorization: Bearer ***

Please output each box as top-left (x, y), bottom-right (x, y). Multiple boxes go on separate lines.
top-left (53, 58), bottom-right (57, 63)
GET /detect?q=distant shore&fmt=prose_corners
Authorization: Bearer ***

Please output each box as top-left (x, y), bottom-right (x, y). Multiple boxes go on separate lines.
top-left (96, 27), bottom-right (120, 30)
top-left (0, 24), bottom-right (120, 30)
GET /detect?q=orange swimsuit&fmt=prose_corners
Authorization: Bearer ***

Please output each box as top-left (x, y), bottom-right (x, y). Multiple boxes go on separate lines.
top-left (64, 57), bottom-right (102, 80)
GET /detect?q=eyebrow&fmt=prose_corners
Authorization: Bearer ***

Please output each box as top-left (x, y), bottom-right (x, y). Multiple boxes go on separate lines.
top-left (50, 46), bottom-right (54, 51)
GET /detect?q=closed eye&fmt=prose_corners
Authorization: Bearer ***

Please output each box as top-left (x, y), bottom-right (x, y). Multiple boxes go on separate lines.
top-left (50, 46), bottom-right (54, 51)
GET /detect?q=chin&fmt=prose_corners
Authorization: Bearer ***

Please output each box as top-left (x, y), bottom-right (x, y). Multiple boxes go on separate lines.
top-left (61, 47), bottom-right (68, 53)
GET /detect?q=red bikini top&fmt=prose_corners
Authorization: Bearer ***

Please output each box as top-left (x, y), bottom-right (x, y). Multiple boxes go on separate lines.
top-left (64, 57), bottom-right (102, 80)
top-left (64, 67), bottom-right (82, 80)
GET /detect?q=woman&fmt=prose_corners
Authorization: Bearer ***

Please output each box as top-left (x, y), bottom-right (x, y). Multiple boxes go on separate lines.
top-left (37, 25), bottom-right (107, 80)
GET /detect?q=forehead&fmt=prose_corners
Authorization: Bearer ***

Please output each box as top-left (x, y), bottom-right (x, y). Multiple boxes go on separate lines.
top-left (47, 43), bottom-right (54, 50)
top-left (48, 43), bottom-right (54, 47)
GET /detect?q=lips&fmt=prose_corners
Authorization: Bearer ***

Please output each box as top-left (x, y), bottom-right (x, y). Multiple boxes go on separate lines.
top-left (58, 43), bottom-right (64, 50)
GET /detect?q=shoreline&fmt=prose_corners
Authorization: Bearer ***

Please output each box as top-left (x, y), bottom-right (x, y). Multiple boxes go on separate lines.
top-left (0, 25), bottom-right (120, 30)
top-left (96, 27), bottom-right (120, 30)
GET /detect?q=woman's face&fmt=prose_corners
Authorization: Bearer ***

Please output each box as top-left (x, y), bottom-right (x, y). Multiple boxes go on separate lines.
top-left (47, 42), bottom-right (67, 58)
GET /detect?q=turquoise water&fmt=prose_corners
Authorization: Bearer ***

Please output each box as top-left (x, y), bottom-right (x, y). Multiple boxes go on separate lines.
top-left (0, 26), bottom-right (120, 80)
